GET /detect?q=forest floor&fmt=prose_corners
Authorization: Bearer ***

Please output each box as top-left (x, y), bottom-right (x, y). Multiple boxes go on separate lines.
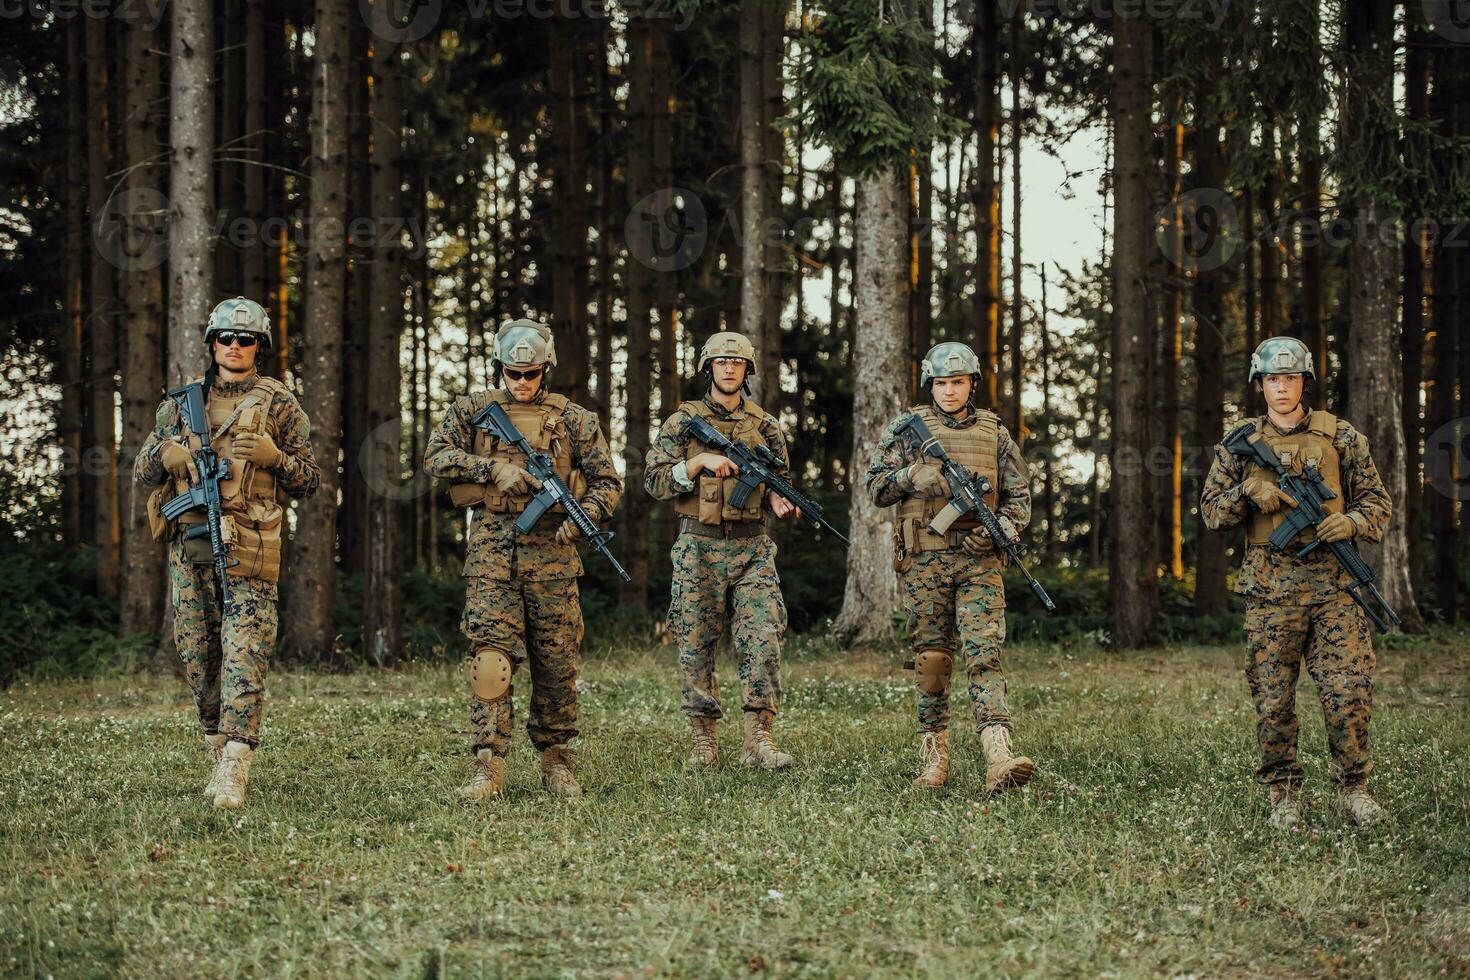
top-left (2, 634), bottom-right (1468, 978)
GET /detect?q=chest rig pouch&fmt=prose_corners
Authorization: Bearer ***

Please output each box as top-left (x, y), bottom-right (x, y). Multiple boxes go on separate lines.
top-left (449, 390), bottom-right (586, 516)
top-left (672, 399), bottom-right (771, 525)
top-left (169, 376), bottom-right (288, 581)
top-left (894, 407), bottom-right (1001, 562)
top-left (1246, 410), bottom-right (1343, 546)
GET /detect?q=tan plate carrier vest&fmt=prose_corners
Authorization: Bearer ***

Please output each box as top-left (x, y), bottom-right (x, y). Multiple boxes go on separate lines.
top-left (448, 390), bottom-right (586, 516)
top-left (1246, 410), bottom-right (1344, 546)
top-left (673, 399), bottom-right (771, 525)
top-left (161, 375), bottom-right (289, 582)
top-left (896, 406), bottom-right (1001, 555)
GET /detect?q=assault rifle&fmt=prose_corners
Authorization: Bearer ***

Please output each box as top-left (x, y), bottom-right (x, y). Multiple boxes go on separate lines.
top-left (680, 413), bottom-right (850, 545)
top-left (1223, 422), bottom-right (1401, 633)
top-left (896, 414), bottom-right (1056, 613)
top-left (470, 401), bottom-right (630, 582)
top-left (159, 380), bottom-right (238, 605)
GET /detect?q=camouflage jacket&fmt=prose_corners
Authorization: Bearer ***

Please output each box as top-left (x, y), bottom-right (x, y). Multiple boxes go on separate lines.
top-left (864, 403), bottom-right (1032, 532)
top-left (133, 372), bottom-right (320, 498)
top-left (644, 392), bottom-right (791, 503)
top-left (1200, 414), bottom-right (1392, 603)
top-left (423, 388), bottom-right (622, 582)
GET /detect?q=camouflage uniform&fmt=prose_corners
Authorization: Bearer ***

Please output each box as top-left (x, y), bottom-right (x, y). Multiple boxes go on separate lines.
top-left (1201, 414), bottom-right (1392, 789)
top-left (645, 393), bottom-right (791, 722)
top-left (423, 388), bottom-right (621, 757)
top-left (134, 372), bottom-right (320, 747)
top-left (866, 405), bottom-right (1031, 735)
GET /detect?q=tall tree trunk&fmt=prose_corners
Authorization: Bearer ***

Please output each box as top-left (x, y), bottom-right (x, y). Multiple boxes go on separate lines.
top-left (550, 8), bottom-right (591, 407)
top-left (1008, 5), bottom-right (1023, 439)
top-left (834, 172), bottom-right (905, 645)
top-left (216, 0), bottom-right (244, 297)
top-left (1342, 0), bottom-right (1425, 632)
top-left (61, 20), bottom-right (86, 549)
top-left (86, 13), bottom-right (120, 597)
top-left (1300, 0), bottom-right (1327, 388)
top-left (972, 0), bottom-right (1000, 411)
top-left (169, 0), bottom-right (214, 387)
top-left (339, 29), bottom-right (370, 578)
top-left (1427, 42), bottom-right (1461, 622)
top-left (1242, 185), bottom-right (1257, 414)
top-left (1192, 93), bottom-right (1229, 615)
top-left (760, 0), bottom-right (786, 410)
top-left (621, 12), bottom-right (656, 612)
top-left (1108, 11), bottom-right (1157, 648)
top-left (284, 0), bottom-right (349, 658)
top-left (653, 19), bottom-right (679, 583)
top-left (242, 0), bottom-right (267, 302)
top-left (364, 24), bottom-right (404, 666)
top-left (1161, 109), bottom-right (1183, 579)
top-left (120, 13), bottom-right (167, 635)
top-left (595, 17), bottom-right (614, 433)
top-left (1401, 15), bottom-right (1430, 598)
top-left (1039, 263), bottom-right (1054, 554)
top-left (1260, 123), bottom-right (1280, 340)
top-left (739, 0), bottom-right (779, 405)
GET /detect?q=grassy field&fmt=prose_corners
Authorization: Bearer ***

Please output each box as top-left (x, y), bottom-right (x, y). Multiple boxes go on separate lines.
top-left (2, 633), bottom-right (1468, 978)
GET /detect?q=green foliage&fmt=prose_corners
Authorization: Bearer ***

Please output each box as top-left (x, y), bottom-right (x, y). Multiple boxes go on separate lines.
top-left (789, 0), bottom-right (960, 176)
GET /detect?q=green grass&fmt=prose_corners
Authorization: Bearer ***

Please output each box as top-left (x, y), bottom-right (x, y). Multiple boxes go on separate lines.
top-left (2, 634), bottom-right (1468, 977)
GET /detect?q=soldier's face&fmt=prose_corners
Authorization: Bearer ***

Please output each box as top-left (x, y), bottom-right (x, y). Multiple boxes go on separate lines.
top-left (711, 358), bottom-right (748, 395)
top-left (503, 365), bottom-right (544, 403)
top-left (932, 375), bottom-right (973, 414)
top-left (213, 335), bottom-right (258, 374)
top-left (1262, 373), bottom-right (1304, 414)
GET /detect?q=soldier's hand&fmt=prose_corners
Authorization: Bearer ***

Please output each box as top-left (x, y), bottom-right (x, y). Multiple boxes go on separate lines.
top-left (233, 431), bottom-right (282, 468)
top-left (961, 529), bottom-right (996, 556)
top-left (555, 519), bottom-right (582, 546)
top-left (491, 461), bottom-right (542, 496)
top-left (1242, 476), bottom-right (1297, 514)
top-left (693, 453), bottom-right (740, 478)
top-left (1316, 512), bottom-right (1357, 543)
top-left (768, 491), bottom-right (802, 520)
top-left (159, 440), bottom-right (200, 484)
top-left (905, 461), bottom-right (947, 497)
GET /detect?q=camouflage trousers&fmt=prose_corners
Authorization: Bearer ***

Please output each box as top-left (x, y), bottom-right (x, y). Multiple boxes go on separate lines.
top-left (461, 576), bottom-right (583, 756)
top-left (901, 549), bottom-right (1010, 734)
top-left (169, 541), bottom-right (278, 747)
top-left (1244, 594), bottom-right (1374, 788)
top-left (669, 532), bottom-right (787, 720)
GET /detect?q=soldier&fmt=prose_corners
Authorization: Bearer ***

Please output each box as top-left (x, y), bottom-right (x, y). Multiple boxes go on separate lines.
top-left (1201, 337), bottom-right (1392, 830)
top-left (134, 297), bottom-right (320, 809)
top-left (865, 342), bottom-right (1034, 792)
top-left (645, 332), bottom-right (803, 769)
top-left (424, 318), bottom-right (622, 800)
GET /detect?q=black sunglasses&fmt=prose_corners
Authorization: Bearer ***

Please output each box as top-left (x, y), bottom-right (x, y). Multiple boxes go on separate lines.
top-left (503, 367), bottom-right (542, 381)
top-left (215, 332), bottom-right (259, 348)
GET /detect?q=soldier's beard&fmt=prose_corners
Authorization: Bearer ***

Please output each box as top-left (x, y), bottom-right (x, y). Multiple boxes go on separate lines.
top-left (712, 377), bottom-right (743, 396)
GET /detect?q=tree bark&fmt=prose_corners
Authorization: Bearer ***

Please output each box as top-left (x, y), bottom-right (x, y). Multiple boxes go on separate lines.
top-left (1401, 17), bottom-right (1430, 598)
top-left (363, 23), bottom-right (404, 666)
top-left (550, 7), bottom-right (591, 407)
top-left (1161, 110), bottom-right (1183, 579)
top-left (738, 0), bottom-right (780, 405)
top-left (834, 172), bottom-right (906, 646)
top-left (86, 12), bottom-right (121, 597)
top-left (1342, 0), bottom-right (1426, 632)
top-left (1192, 91), bottom-right (1229, 615)
top-left (61, 19), bottom-right (86, 549)
top-left (242, 0), bottom-right (267, 302)
top-left (283, 0), bottom-right (349, 658)
top-left (120, 12), bottom-right (167, 636)
top-left (972, 0), bottom-right (1000, 411)
top-left (1008, 5), bottom-right (1024, 439)
top-left (1108, 11), bottom-right (1157, 648)
top-left (169, 0), bottom-right (214, 388)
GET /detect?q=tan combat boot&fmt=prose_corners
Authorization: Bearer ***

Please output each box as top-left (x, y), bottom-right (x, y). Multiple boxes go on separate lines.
top-left (689, 717), bottom-right (719, 767)
top-left (1338, 784), bottom-right (1387, 827)
top-left (212, 741), bottom-right (254, 809)
top-left (740, 710), bottom-right (792, 769)
top-left (203, 733), bottom-right (228, 799)
top-left (459, 749), bottom-right (505, 801)
top-left (913, 731), bottom-right (950, 789)
top-left (1267, 783), bottom-right (1302, 831)
top-left (980, 726), bottom-right (1035, 793)
top-left (539, 745), bottom-right (582, 799)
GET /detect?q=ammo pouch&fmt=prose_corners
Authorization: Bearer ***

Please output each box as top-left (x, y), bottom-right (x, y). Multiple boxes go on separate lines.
top-left (147, 483), bottom-right (175, 543)
top-left (697, 475), bottom-right (725, 525)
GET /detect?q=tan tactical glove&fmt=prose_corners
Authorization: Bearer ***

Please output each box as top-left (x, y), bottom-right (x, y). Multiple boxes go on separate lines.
top-left (233, 431), bottom-right (282, 468)
top-left (962, 516), bottom-right (1016, 557)
top-left (158, 441), bottom-right (199, 484)
top-left (1242, 476), bottom-right (1297, 515)
top-left (491, 461), bottom-right (542, 497)
top-left (905, 461), bottom-right (948, 497)
top-left (1315, 512), bottom-right (1358, 543)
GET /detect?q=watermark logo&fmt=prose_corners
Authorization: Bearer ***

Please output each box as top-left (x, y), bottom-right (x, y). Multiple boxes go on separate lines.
top-left (94, 186), bottom-right (171, 273)
top-left (1159, 187), bottom-right (1239, 273)
top-left (1424, 0), bottom-right (1470, 43)
top-left (359, 0), bottom-right (441, 43)
top-left (626, 187), bottom-right (707, 273)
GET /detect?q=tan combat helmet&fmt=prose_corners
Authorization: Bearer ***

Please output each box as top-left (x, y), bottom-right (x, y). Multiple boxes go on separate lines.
top-left (697, 331), bottom-right (757, 376)
top-left (205, 297), bottom-right (272, 349)
top-left (920, 341), bottom-right (982, 386)
top-left (491, 318), bottom-right (556, 379)
top-left (1249, 336), bottom-right (1315, 383)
